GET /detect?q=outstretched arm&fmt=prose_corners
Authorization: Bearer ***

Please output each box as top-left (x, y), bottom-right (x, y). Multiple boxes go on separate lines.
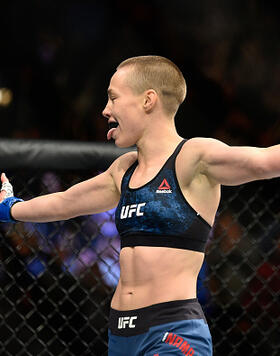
top-left (1, 166), bottom-right (120, 223)
top-left (190, 137), bottom-right (280, 186)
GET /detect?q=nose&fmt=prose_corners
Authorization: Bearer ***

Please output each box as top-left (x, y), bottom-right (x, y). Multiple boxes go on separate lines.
top-left (102, 101), bottom-right (111, 119)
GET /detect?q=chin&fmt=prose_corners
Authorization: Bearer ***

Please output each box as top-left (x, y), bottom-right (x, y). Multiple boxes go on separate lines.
top-left (114, 138), bottom-right (136, 148)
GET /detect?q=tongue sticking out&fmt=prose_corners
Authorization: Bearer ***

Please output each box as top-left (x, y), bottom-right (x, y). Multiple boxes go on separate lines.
top-left (107, 128), bottom-right (116, 140)
top-left (107, 122), bottom-right (119, 140)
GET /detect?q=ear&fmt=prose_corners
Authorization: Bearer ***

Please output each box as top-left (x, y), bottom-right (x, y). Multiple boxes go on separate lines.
top-left (143, 89), bottom-right (157, 112)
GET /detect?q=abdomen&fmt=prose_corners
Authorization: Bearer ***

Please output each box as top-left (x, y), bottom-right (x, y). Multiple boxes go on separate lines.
top-left (111, 246), bottom-right (205, 310)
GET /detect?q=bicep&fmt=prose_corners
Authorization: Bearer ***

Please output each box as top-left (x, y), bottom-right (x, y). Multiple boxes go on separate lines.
top-left (198, 138), bottom-right (266, 186)
top-left (62, 151), bottom-right (137, 217)
top-left (62, 169), bottom-right (120, 216)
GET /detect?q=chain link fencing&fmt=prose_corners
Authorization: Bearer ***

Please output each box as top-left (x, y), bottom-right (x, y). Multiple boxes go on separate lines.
top-left (0, 140), bottom-right (279, 356)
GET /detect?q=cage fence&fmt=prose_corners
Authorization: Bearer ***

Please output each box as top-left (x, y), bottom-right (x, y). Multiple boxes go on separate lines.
top-left (0, 140), bottom-right (279, 356)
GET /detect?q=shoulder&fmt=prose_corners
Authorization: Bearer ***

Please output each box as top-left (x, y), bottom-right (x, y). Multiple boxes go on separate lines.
top-left (111, 151), bottom-right (137, 172)
top-left (184, 137), bottom-right (225, 148)
top-left (177, 137), bottom-right (228, 180)
top-left (178, 137), bottom-right (211, 161)
top-left (108, 151), bottom-right (137, 189)
top-left (181, 137), bottom-right (228, 159)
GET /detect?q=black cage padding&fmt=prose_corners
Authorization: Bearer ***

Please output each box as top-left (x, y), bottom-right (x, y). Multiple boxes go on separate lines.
top-left (0, 139), bottom-right (134, 170)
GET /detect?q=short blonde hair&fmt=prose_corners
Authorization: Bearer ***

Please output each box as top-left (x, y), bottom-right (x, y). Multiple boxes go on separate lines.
top-left (117, 55), bottom-right (187, 116)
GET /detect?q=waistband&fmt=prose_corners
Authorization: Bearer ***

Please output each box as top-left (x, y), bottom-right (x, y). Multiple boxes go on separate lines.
top-left (120, 233), bottom-right (208, 252)
top-left (109, 298), bottom-right (206, 336)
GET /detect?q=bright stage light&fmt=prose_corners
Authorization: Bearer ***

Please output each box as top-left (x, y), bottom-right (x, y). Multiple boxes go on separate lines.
top-left (0, 88), bottom-right (13, 106)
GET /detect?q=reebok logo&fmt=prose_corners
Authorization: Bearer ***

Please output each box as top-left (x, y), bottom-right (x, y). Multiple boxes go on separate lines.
top-left (162, 332), bottom-right (195, 355)
top-left (120, 203), bottom-right (146, 219)
top-left (156, 178), bottom-right (172, 194)
top-left (118, 316), bottom-right (137, 329)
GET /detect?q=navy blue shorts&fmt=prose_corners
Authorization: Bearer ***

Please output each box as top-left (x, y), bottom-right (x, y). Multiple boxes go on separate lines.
top-left (108, 299), bottom-right (212, 355)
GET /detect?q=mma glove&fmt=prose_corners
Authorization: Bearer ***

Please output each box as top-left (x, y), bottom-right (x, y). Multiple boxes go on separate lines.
top-left (0, 181), bottom-right (23, 222)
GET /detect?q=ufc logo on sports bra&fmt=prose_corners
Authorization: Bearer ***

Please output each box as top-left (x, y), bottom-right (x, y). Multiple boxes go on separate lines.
top-left (118, 316), bottom-right (137, 329)
top-left (120, 203), bottom-right (146, 219)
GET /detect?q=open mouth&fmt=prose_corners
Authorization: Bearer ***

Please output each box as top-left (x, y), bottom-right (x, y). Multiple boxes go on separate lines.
top-left (108, 121), bottom-right (119, 130)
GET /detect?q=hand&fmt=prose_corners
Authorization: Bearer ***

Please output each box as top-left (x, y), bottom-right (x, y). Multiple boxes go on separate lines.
top-left (0, 173), bottom-right (14, 202)
top-left (0, 173), bottom-right (23, 222)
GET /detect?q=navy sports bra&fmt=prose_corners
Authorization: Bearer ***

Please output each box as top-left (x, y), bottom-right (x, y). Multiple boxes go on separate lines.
top-left (115, 140), bottom-right (211, 252)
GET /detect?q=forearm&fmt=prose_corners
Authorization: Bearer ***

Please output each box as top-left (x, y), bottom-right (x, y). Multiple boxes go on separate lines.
top-left (10, 192), bottom-right (74, 222)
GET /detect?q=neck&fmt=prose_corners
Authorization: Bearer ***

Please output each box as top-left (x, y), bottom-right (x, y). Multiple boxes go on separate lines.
top-left (136, 114), bottom-right (182, 166)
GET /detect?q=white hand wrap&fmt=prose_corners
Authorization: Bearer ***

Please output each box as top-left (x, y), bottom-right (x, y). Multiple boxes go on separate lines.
top-left (1, 181), bottom-right (14, 198)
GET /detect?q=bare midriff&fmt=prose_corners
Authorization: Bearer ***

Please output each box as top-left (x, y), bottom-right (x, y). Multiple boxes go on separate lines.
top-left (111, 245), bottom-right (205, 311)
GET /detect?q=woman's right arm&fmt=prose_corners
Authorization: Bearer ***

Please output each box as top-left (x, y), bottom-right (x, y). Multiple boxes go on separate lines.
top-left (5, 167), bottom-right (120, 223)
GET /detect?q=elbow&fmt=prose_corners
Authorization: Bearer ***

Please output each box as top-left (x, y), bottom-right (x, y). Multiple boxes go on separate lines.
top-left (58, 204), bottom-right (76, 221)
top-left (250, 149), bottom-right (274, 180)
top-left (54, 193), bottom-right (75, 221)
top-left (58, 211), bottom-right (72, 221)
top-left (252, 159), bottom-right (272, 180)
top-left (255, 166), bottom-right (268, 180)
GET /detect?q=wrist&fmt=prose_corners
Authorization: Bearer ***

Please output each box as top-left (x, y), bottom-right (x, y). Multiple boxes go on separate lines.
top-left (0, 197), bottom-right (24, 223)
top-left (9, 199), bottom-right (23, 221)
